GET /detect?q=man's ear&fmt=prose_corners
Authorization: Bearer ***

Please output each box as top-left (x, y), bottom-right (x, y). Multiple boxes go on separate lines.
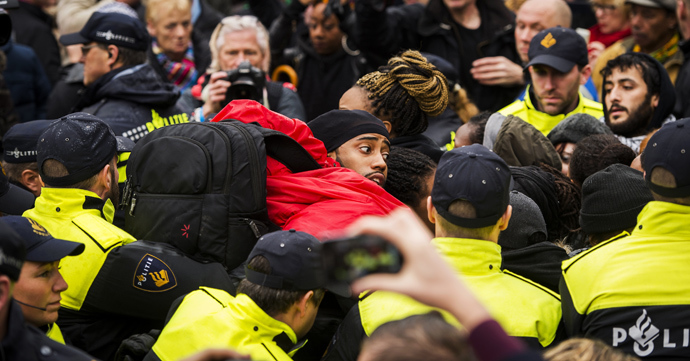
top-left (107, 45), bottom-right (120, 67)
top-left (96, 162), bottom-right (113, 195)
top-left (297, 290), bottom-right (314, 318)
top-left (0, 276), bottom-right (12, 311)
top-left (426, 196), bottom-right (436, 224)
top-left (327, 150), bottom-right (337, 160)
top-left (20, 169), bottom-right (42, 196)
top-left (498, 205), bottom-right (512, 231)
top-left (579, 65), bottom-right (592, 85)
top-left (651, 93), bottom-right (660, 108)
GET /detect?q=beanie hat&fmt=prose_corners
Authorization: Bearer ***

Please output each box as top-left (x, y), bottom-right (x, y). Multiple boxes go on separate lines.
top-left (498, 191), bottom-right (548, 251)
top-left (309, 110), bottom-right (390, 153)
top-left (580, 164), bottom-right (654, 235)
top-left (547, 113), bottom-right (613, 145)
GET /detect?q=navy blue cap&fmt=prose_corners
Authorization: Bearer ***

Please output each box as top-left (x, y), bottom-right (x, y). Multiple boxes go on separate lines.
top-left (526, 27), bottom-right (588, 74)
top-left (59, 12), bottom-right (149, 51)
top-left (1, 216), bottom-right (84, 263)
top-left (245, 230), bottom-right (326, 291)
top-left (0, 166), bottom-right (35, 215)
top-left (642, 118), bottom-right (690, 197)
top-left (432, 145), bottom-right (513, 228)
top-left (309, 110), bottom-right (390, 153)
top-left (0, 219), bottom-right (26, 281)
top-left (3, 120), bottom-right (54, 164)
top-left (37, 112), bottom-right (117, 187)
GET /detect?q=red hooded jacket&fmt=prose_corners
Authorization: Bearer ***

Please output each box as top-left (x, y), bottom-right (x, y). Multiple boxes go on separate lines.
top-left (212, 100), bottom-right (404, 238)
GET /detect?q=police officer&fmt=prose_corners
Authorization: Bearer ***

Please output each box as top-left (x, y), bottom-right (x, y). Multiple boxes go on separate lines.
top-left (22, 113), bottom-right (137, 358)
top-left (561, 118), bottom-right (690, 358)
top-left (146, 229), bottom-right (347, 361)
top-left (324, 145), bottom-right (563, 361)
top-left (0, 219), bottom-right (94, 360)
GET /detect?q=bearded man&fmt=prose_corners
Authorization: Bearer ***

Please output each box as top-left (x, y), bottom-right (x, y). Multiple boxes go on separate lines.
top-left (601, 53), bottom-right (676, 153)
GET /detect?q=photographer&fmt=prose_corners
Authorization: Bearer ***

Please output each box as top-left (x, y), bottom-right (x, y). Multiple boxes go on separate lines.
top-left (181, 15), bottom-right (306, 121)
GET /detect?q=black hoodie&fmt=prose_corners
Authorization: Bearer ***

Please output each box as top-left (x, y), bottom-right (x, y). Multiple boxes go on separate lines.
top-left (77, 64), bottom-right (188, 142)
top-left (601, 53), bottom-right (676, 138)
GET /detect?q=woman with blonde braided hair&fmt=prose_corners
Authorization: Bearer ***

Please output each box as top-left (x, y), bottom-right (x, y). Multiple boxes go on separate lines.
top-left (340, 50), bottom-right (450, 162)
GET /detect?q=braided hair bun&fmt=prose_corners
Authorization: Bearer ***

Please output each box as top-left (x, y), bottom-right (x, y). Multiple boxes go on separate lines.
top-left (356, 50), bottom-right (449, 137)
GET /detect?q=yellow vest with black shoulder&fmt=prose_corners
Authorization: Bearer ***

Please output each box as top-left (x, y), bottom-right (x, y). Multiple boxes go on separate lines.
top-left (561, 201), bottom-right (690, 358)
top-left (46, 322), bottom-right (65, 344)
top-left (23, 188), bottom-right (136, 311)
top-left (359, 238), bottom-right (562, 348)
top-left (498, 86), bottom-right (604, 136)
top-left (150, 288), bottom-right (306, 361)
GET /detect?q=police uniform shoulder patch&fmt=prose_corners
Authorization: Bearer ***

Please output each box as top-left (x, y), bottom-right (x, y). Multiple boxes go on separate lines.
top-left (133, 253), bottom-right (177, 292)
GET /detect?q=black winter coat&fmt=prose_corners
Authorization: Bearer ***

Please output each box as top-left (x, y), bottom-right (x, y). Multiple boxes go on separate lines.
top-left (75, 64), bottom-right (188, 142)
top-left (355, 0), bottom-right (522, 112)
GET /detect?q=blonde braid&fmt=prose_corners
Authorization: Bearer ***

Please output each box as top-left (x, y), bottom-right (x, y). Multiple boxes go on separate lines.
top-left (356, 50), bottom-right (449, 136)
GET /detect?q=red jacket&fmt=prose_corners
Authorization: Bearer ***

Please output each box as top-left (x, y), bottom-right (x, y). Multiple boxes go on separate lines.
top-left (212, 100), bottom-right (404, 238)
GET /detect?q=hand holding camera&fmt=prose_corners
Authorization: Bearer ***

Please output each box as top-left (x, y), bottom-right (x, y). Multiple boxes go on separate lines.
top-left (201, 61), bottom-right (266, 118)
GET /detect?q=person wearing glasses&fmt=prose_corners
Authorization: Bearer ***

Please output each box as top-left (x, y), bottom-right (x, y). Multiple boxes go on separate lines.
top-left (587, 0), bottom-right (631, 68)
top-left (59, 11), bottom-right (189, 143)
top-left (591, 0), bottom-right (682, 95)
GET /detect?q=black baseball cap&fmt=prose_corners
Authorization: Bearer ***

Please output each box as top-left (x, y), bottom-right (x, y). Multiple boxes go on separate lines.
top-left (0, 219), bottom-right (26, 281)
top-left (37, 112), bottom-right (117, 187)
top-left (432, 144), bottom-right (513, 228)
top-left (642, 118), bottom-right (690, 197)
top-left (59, 12), bottom-right (149, 51)
top-left (245, 230), bottom-right (349, 297)
top-left (309, 110), bottom-right (390, 153)
top-left (3, 120), bottom-right (54, 164)
top-left (2, 216), bottom-right (84, 263)
top-left (246, 230), bottom-right (325, 291)
top-left (0, 166), bottom-right (35, 215)
top-left (525, 27), bottom-right (588, 74)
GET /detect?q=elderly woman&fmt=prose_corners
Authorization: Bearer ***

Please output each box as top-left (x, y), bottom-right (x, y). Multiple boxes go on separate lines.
top-left (146, 0), bottom-right (199, 91)
top-left (180, 15), bottom-right (306, 121)
top-left (587, 0), bottom-right (631, 68)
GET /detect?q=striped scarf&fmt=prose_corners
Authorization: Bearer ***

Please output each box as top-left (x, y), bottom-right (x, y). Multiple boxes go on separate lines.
top-left (153, 40), bottom-right (198, 91)
top-left (633, 33), bottom-right (680, 65)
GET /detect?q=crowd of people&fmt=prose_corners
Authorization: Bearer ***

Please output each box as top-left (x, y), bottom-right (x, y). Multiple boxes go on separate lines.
top-left (0, 0), bottom-right (688, 360)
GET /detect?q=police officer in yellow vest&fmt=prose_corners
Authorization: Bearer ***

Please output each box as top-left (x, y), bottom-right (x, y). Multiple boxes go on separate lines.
top-left (323, 145), bottom-right (563, 361)
top-left (145, 229), bottom-right (346, 361)
top-left (2, 216), bottom-right (84, 345)
top-left (499, 27), bottom-right (603, 135)
top-left (561, 118), bottom-right (690, 359)
top-left (22, 113), bottom-right (137, 355)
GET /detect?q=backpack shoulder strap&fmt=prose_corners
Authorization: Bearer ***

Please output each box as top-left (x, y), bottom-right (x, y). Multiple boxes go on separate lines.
top-left (257, 126), bottom-right (320, 173)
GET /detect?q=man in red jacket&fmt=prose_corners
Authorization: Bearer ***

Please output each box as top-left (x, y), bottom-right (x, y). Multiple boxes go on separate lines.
top-left (212, 100), bottom-right (403, 238)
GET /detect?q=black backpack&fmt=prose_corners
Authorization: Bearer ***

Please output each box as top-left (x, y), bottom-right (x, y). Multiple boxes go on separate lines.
top-left (121, 119), bottom-right (320, 271)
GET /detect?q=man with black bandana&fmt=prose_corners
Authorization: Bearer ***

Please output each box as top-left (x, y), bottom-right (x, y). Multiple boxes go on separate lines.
top-left (308, 109), bottom-right (390, 187)
top-left (600, 52), bottom-right (676, 153)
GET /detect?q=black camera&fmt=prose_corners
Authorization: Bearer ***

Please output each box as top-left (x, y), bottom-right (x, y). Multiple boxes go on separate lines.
top-left (223, 60), bottom-right (266, 105)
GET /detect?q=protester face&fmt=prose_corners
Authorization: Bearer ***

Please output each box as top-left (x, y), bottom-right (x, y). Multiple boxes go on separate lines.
top-left (555, 142), bottom-right (576, 176)
top-left (81, 42), bottom-right (111, 86)
top-left (218, 30), bottom-right (265, 71)
top-left (515, 5), bottom-right (561, 63)
top-left (592, 1), bottom-right (630, 34)
top-left (604, 65), bottom-right (658, 135)
top-left (148, 8), bottom-right (193, 60)
top-left (630, 4), bottom-right (678, 52)
top-left (331, 133), bottom-right (390, 186)
top-left (308, 2), bottom-right (343, 56)
top-left (14, 260), bottom-right (67, 327)
top-left (529, 64), bottom-right (583, 115)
